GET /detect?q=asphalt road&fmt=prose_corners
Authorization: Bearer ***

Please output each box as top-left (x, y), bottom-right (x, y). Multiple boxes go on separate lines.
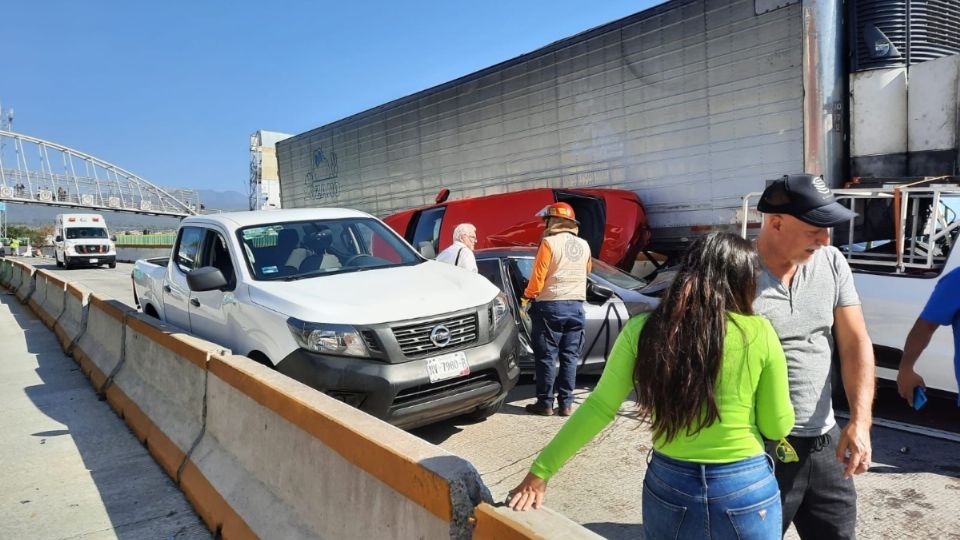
top-left (21, 256), bottom-right (960, 538)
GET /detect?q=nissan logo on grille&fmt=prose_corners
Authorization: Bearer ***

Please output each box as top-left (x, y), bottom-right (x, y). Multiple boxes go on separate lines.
top-left (430, 324), bottom-right (451, 348)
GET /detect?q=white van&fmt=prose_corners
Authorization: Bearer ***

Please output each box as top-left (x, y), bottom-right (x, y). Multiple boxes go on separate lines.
top-left (54, 213), bottom-right (117, 269)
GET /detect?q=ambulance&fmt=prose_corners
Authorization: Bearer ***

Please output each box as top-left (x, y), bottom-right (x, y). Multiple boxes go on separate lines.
top-left (54, 213), bottom-right (117, 269)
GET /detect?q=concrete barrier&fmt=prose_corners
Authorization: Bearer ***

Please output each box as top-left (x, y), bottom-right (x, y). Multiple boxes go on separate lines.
top-left (473, 503), bottom-right (603, 539)
top-left (26, 270), bottom-right (50, 324)
top-left (0, 259), bottom-right (11, 288)
top-left (29, 271), bottom-right (67, 329)
top-left (22, 273), bottom-right (598, 539)
top-left (54, 282), bottom-right (90, 353)
top-left (73, 294), bottom-right (135, 389)
top-left (116, 246), bottom-right (169, 263)
top-left (8, 261), bottom-right (23, 292)
top-left (104, 313), bottom-right (228, 478)
top-left (14, 263), bottom-right (35, 303)
top-left (184, 354), bottom-right (489, 539)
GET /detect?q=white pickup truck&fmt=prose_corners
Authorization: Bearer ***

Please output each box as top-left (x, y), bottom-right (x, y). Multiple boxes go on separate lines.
top-left (132, 208), bottom-right (519, 429)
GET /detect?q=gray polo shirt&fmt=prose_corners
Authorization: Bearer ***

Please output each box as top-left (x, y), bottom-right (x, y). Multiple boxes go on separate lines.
top-left (753, 245), bottom-right (860, 437)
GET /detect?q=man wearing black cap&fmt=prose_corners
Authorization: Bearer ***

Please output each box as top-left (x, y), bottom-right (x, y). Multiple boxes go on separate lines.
top-left (754, 174), bottom-right (875, 539)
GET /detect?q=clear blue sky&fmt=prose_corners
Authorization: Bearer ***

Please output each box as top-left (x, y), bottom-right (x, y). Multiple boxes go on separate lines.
top-left (5, 1), bottom-right (660, 195)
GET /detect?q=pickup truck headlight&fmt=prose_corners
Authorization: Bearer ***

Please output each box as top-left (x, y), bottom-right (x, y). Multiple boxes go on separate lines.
top-left (286, 318), bottom-right (369, 357)
top-left (489, 291), bottom-right (510, 338)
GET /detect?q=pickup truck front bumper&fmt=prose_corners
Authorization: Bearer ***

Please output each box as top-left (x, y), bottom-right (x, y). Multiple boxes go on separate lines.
top-left (275, 322), bottom-right (520, 429)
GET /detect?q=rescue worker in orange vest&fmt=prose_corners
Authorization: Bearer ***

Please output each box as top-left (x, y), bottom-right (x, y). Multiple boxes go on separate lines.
top-left (521, 202), bottom-right (592, 417)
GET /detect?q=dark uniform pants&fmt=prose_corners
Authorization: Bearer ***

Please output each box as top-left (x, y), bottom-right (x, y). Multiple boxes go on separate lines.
top-left (766, 424), bottom-right (858, 539)
top-left (530, 300), bottom-right (584, 409)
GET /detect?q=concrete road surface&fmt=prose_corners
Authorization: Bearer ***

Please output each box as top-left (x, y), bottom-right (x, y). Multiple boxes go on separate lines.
top-left (29, 257), bottom-right (960, 538)
top-left (26, 257), bottom-right (138, 307)
top-left (414, 384), bottom-right (960, 539)
top-left (0, 282), bottom-right (209, 539)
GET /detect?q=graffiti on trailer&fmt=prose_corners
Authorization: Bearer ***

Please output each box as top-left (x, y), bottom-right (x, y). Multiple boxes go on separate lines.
top-left (308, 144), bottom-right (340, 200)
top-left (307, 145), bottom-right (340, 199)
top-left (313, 181), bottom-right (341, 200)
top-left (307, 145), bottom-right (339, 181)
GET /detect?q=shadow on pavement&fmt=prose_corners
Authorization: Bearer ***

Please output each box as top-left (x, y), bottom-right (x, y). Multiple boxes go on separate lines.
top-left (583, 521), bottom-right (647, 539)
top-left (413, 376), bottom-right (606, 445)
top-left (868, 422), bottom-right (960, 479)
top-left (2, 290), bottom-right (209, 539)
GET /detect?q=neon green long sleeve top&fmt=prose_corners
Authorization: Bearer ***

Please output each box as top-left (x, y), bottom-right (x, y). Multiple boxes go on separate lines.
top-left (530, 313), bottom-right (794, 481)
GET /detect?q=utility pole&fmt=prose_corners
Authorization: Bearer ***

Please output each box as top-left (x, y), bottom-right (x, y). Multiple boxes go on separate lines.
top-left (0, 102), bottom-right (12, 240)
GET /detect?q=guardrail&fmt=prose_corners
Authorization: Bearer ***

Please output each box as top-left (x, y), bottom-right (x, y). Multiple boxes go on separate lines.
top-left (2, 260), bottom-right (595, 539)
top-left (115, 234), bottom-right (176, 247)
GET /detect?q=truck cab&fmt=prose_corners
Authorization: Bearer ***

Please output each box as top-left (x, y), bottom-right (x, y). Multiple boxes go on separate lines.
top-left (54, 213), bottom-right (117, 269)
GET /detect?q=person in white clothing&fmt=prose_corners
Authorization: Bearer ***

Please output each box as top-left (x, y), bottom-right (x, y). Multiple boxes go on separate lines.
top-left (435, 223), bottom-right (478, 272)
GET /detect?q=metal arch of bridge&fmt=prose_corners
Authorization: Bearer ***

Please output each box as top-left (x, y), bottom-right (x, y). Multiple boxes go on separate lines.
top-left (0, 130), bottom-right (199, 217)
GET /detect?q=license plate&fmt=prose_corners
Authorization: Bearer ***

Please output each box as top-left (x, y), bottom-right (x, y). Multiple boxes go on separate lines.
top-left (426, 352), bottom-right (469, 383)
top-left (89, 258), bottom-right (98, 263)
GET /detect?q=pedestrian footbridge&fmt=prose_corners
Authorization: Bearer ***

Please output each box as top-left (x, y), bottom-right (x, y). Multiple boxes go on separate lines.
top-left (0, 130), bottom-right (199, 217)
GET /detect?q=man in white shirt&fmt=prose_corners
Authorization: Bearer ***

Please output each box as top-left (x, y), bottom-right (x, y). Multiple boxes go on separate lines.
top-left (435, 223), bottom-right (478, 272)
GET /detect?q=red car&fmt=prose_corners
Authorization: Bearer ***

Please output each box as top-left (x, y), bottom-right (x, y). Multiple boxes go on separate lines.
top-left (383, 188), bottom-right (651, 270)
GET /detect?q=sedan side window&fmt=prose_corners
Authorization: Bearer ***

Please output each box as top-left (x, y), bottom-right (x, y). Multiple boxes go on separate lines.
top-left (175, 227), bottom-right (204, 274)
top-left (506, 257), bottom-right (534, 296)
top-left (477, 259), bottom-right (506, 292)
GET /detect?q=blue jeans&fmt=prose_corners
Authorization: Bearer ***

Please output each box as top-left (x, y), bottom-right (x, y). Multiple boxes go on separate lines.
top-left (530, 300), bottom-right (584, 409)
top-left (643, 452), bottom-right (782, 540)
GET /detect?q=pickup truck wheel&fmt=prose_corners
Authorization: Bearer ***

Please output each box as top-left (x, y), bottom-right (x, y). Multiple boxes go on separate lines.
top-left (109, 262), bottom-right (117, 269)
top-left (247, 352), bottom-right (273, 368)
top-left (464, 395), bottom-right (506, 422)
top-left (55, 257), bottom-right (63, 268)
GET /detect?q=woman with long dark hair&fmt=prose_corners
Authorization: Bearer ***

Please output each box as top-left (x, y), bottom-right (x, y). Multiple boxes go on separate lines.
top-left (507, 233), bottom-right (794, 539)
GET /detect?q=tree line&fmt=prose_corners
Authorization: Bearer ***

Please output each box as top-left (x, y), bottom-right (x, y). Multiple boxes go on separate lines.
top-left (2, 224), bottom-right (54, 247)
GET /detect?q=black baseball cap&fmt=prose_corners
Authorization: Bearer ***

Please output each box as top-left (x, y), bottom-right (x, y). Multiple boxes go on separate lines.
top-left (757, 174), bottom-right (857, 227)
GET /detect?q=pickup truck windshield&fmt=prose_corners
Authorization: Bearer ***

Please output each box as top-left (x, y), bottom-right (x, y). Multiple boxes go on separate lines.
top-left (237, 217), bottom-right (422, 281)
top-left (65, 227), bottom-right (109, 239)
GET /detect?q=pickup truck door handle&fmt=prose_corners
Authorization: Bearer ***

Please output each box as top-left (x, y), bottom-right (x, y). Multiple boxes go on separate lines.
top-left (163, 284), bottom-right (172, 293)
top-left (190, 298), bottom-right (201, 307)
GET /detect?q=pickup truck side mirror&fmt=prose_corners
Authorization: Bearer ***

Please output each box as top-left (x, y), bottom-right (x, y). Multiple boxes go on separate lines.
top-left (586, 281), bottom-right (615, 303)
top-left (111, 235), bottom-right (117, 242)
top-left (55, 235), bottom-right (63, 242)
top-left (187, 266), bottom-right (228, 292)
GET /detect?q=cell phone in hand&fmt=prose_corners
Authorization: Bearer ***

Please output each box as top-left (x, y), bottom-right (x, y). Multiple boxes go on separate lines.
top-left (913, 386), bottom-right (928, 411)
